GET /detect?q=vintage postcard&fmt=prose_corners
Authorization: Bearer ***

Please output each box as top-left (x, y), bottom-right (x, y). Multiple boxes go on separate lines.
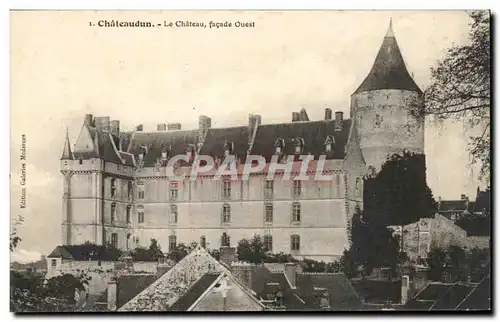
top-left (10, 10), bottom-right (491, 312)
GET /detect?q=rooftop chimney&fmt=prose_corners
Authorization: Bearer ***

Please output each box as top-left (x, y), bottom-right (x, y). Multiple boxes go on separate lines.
top-left (248, 114), bottom-right (261, 143)
top-left (334, 112), bottom-right (343, 131)
top-left (135, 124), bottom-right (143, 132)
top-left (200, 235), bottom-right (206, 249)
top-left (168, 123), bottom-right (182, 131)
top-left (299, 108), bottom-right (309, 121)
top-left (110, 120), bottom-right (120, 136)
top-left (157, 123), bottom-right (166, 131)
top-left (325, 108), bottom-right (332, 121)
top-left (219, 246), bottom-right (236, 268)
top-left (84, 114), bottom-right (94, 126)
top-left (292, 112), bottom-right (300, 122)
top-left (284, 262), bottom-right (297, 288)
top-left (198, 115), bottom-right (212, 143)
top-left (94, 116), bottom-right (111, 132)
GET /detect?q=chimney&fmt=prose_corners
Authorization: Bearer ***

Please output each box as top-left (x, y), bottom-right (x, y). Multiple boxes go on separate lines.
top-left (219, 246), bottom-right (236, 268)
top-left (292, 112), bottom-right (300, 122)
top-left (107, 276), bottom-right (117, 311)
top-left (168, 123), bottom-right (182, 131)
top-left (84, 114), bottom-right (94, 126)
top-left (200, 235), bottom-right (206, 249)
top-left (401, 275), bottom-right (410, 305)
top-left (231, 261), bottom-right (253, 288)
top-left (135, 124), bottom-right (143, 132)
top-left (198, 115), bottom-right (212, 143)
top-left (248, 114), bottom-right (261, 142)
top-left (284, 262), bottom-right (297, 288)
top-left (334, 112), bottom-right (343, 131)
top-left (325, 108), bottom-right (332, 121)
top-left (110, 120), bottom-right (120, 136)
top-left (299, 108), bottom-right (309, 121)
top-left (157, 123), bottom-right (166, 131)
top-left (94, 116), bottom-right (111, 132)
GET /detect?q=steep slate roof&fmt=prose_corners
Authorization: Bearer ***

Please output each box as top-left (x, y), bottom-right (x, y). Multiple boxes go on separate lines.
top-left (199, 126), bottom-right (250, 162)
top-left (296, 273), bottom-right (363, 310)
top-left (46, 245), bottom-right (121, 261)
top-left (351, 279), bottom-right (401, 304)
top-left (168, 273), bottom-right (220, 311)
top-left (61, 129), bottom-right (73, 160)
top-left (118, 245), bottom-right (229, 311)
top-left (438, 200), bottom-right (469, 212)
top-left (117, 273), bottom-right (166, 308)
top-left (251, 119), bottom-right (351, 162)
top-left (455, 275), bottom-right (491, 311)
top-left (429, 283), bottom-right (475, 311)
top-left (127, 130), bottom-right (199, 167)
top-left (47, 246), bottom-right (74, 259)
top-left (354, 21), bottom-right (422, 94)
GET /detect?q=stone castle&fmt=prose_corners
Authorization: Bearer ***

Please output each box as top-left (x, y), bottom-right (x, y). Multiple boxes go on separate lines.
top-left (59, 22), bottom-right (424, 261)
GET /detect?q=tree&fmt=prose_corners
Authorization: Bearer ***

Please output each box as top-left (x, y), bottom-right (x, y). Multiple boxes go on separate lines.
top-left (412, 11), bottom-right (490, 180)
top-left (236, 235), bottom-right (267, 264)
top-left (131, 239), bottom-right (164, 261)
top-left (455, 212), bottom-right (490, 236)
top-left (363, 152), bottom-right (437, 228)
top-left (427, 246), bottom-right (447, 281)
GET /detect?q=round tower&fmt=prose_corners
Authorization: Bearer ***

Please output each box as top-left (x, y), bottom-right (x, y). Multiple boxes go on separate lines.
top-left (350, 20), bottom-right (425, 171)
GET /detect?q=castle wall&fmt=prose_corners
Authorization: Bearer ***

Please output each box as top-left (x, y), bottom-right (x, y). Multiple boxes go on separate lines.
top-left (351, 89), bottom-right (424, 171)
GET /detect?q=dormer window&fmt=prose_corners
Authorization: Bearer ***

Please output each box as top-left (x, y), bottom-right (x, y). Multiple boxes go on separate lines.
top-left (294, 137), bottom-right (305, 154)
top-left (139, 145), bottom-right (148, 160)
top-left (274, 138), bottom-right (284, 154)
top-left (324, 135), bottom-right (335, 152)
top-left (161, 145), bottom-right (170, 160)
top-left (375, 114), bottom-right (383, 127)
top-left (223, 140), bottom-right (234, 157)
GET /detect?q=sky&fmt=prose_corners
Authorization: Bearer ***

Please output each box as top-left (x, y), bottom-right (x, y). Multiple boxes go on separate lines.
top-left (10, 10), bottom-right (487, 261)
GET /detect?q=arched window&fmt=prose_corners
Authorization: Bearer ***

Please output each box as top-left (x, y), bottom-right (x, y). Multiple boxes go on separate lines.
top-left (126, 205), bottom-right (131, 224)
top-left (274, 138), bottom-right (284, 154)
top-left (294, 137), bottom-right (305, 154)
top-left (111, 203), bottom-right (116, 223)
top-left (110, 178), bottom-right (117, 197)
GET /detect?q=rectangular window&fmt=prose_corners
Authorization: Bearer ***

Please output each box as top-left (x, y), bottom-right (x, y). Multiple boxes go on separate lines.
top-left (171, 204), bottom-right (178, 224)
top-left (221, 233), bottom-right (230, 247)
top-left (265, 203), bottom-right (273, 223)
top-left (222, 204), bottom-right (231, 223)
top-left (110, 178), bottom-right (117, 197)
top-left (169, 235), bottom-right (177, 251)
top-left (170, 182), bottom-right (178, 201)
top-left (111, 233), bottom-right (118, 249)
top-left (292, 202), bottom-right (301, 222)
top-left (264, 235), bottom-right (273, 252)
top-left (293, 180), bottom-right (302, 197)
top-left (111, 203), bottom-right (116, 224)
top-left (51, 259), bottom-right (57, 267)
top-left (137, 182), bottom-right (145, 200)
top-left (265, 180), bottom-right (274, 198)
top-left (126, 205), bottom-right (131, 224)
top-left (128, 181), bottom-right (133, 199)
top-left (138, 212), bottom-right (144, 224)
top-left (291, 235), bottom-right (300, 251)
top-left (222, 180), bottom-right (231, 199)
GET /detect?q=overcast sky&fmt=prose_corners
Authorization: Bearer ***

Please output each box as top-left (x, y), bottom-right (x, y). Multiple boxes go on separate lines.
top-left (10, 11), bottom-right (486, 260)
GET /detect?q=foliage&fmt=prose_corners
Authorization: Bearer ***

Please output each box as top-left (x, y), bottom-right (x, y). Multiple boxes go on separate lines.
top-left (236, 235), bottom-right (268, 264)
top-left (427, 246), bottom-right (447, 281)
top-left (10, 271), bottom-right (89, 312)
top-left (340, 209), bottom-right (404, 278)
top-left (131, 239), bottom-right (164, 262)
top-left (455, 212), bottom-right (490, 236)
top-left (263, 252), bottom-right (298, 264)
top-left (363, 152), bottom-right (437, 227)
top-left (166, 241), bottom-right (220, 262)
top-left (64, 241), bottom-right (123, 261)
top-left (412, 10), bottom-right (491, 179)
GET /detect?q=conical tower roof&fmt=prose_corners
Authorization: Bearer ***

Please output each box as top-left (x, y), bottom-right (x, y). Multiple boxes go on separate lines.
top-left (61, 127), bottom-right (73, 160)
top-left (353, 20), bottom-right (422, 94)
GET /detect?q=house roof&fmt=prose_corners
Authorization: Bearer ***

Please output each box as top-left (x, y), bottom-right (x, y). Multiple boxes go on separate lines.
top-left (353, 21), bottom-right (422, 94)
top-left (296, 273), bottom-right (363, 310)
top-left (438, 200), bottom-right (469, 212)
top-left (251, 119), bottom-right (351, 162)
top-left (117, 273), bottom-right (166, 308)
top-left (46, 245), bottom-right (121, 261)
top-left (47, 246), bottom-right (74, 259)
top-left (429, 283), bottom-right (475, 311)
top-left (118, 245), bottom-right (229, 311)
top-left (199, 126), bottom-right (251, 162)
top-left (474, 189), bottom-right (490, 214)
top-left (455, 275), bottom-right (491, 311)
top-left (351, 279), bottom-right (401, 304)
top-left (168, 273), bottom-right (220, 311)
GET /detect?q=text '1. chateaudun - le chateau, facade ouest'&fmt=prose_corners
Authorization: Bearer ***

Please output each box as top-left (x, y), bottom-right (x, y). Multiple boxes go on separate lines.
top-left (58, 21), bottom-right (424, 262)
